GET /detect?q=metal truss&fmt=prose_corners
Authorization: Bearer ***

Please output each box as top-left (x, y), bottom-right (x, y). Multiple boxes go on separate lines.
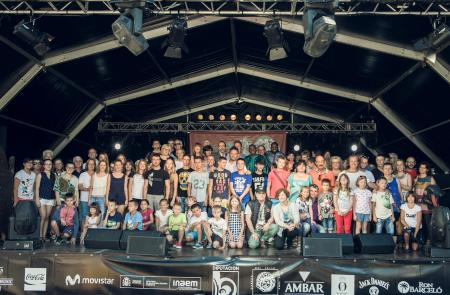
top-left (98, 121), bottom-right (377, 133)
top-left (1, 0), bottom-right (449, 16)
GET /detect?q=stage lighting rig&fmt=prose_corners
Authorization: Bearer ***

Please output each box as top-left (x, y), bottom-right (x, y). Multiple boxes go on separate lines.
top-left (162, 18), bottom-right (189, 59)
top-left (264, 19), bottom-right (289, 61)
top-left (197, 114), bottom-right (204, 121)
top-left (244, 114), bottom-right (252, 121)
top-left (266, 115), bottom-right (273, 122)
top-left (13, 20), bottom-right (54, 56)
top-left (208, 114), bottom-right (215, 121)
top-left (276, 114), bottom-right (284, 121)
top-left (111, 0), bottom-right (151, 56)
top-left (302, 0), bottom-right (337, 58)
top-left (230, 114), bottom-right (237, 121)
top-left (414, 18), bottom-right (450, 52)
top-left (255, 114), bottom-right (262, 121)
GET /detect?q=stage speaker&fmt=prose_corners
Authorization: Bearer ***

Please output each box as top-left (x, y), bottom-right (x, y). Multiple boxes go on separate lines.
top-left (119, 230), bottom-right (162, 250)
top-left (428, 247), bottom-right (450, 258)
top-left (8, 216), bottom-right (40, 241)
top-left (311, 233), bottom-right (354, 254)
top-left (84, 229), bottom-right (122, 250)
top-left (303, 237), bottom-right (342, 257)
top-left (354, 234), bottom-right (395, 254)
top-left (126, 236), bottom-right (168, 256)
top-left (3, 240), bottom-right (42, 250)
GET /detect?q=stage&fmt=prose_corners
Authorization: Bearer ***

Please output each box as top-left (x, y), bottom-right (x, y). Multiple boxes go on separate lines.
top-left (0, 244), bottom-right (449, 295)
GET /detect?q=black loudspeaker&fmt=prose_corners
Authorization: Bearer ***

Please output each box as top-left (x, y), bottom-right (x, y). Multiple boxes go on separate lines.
top-left (3, 240), bottom-right (42, 250)
top-left (428, 247), bottom-right (450, 258)
top-left (8, 216), bottom-right (40, 240)
top-left (119, 230), bottom-right (162, 250)
top-left (354, 234), bottom-right (395, 254)
top-left (126, 236), bottom-right (168, 256)
top-left (303, 237), bottom-right (342, 257)
top-left (84, 229), bottom-right (122, 250)
top-left (311, 233), bottom-right (354, 254)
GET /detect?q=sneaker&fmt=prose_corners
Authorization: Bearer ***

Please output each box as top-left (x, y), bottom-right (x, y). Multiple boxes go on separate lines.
top-left (267, 237), bottom-right (274, 245)
top-left (192, 242), bottom-right (203, 249)
top-left (55, 236), bottom-right (62, 245)
top-left (206, 242), bottom-right (212, 249)
top-left (174, 242), bottom-right (183, 249)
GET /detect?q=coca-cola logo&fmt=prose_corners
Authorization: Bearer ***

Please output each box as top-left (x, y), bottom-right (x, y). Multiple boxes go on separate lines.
top-left (25, 274), bottom-right (45, 281)
top-left (24, 268), bottom-right (47, 291)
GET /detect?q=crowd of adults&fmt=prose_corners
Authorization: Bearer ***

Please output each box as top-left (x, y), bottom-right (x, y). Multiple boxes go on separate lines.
top-left (11, 138), bottom-right (439, 251)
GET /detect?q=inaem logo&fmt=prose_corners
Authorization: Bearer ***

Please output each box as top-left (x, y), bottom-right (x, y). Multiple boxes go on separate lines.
top-left (65, 275), bottom-right (81, 286)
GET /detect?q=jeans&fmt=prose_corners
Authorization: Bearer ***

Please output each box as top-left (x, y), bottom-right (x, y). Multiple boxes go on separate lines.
top-left (321, 217), bottom-right (334, 232)
top-left (79, 201), bottom-right (89, 225)
top-left (274, 228), bottom-right (300, 250)
top-left (179, 197), bottom-right (187, 213)
top-left (299, 220), bottom-right (311, 237)
top-left (248, 224), bottom-right (279, 249)
top-left (376, 218), bottom-right (394, 235)
top-left (91, 196), bottom-right (106, 219)
top-left (197, 201), bottom-right (206, 212)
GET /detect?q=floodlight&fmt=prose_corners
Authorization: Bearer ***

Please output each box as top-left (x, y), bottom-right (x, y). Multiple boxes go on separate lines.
top-left (13, 20), bottom-right (54, 56)
top-left (162, 18), bottom-right (189, 59)
top-left (264, 19), bottom-right (289, 61)
top-left (112, 8), bottom-right (148, 56)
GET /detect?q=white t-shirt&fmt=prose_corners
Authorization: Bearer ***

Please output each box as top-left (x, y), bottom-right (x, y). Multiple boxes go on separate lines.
top-left (208, 217), bottom-right (227, 236)
top-left (338, 170), bottom-right (366, 190)
top-left (78, 172), bottom-right (91, 202)
top-left (188, 212), bottom-right (208, 228)
top-left (15, 170), bottom-right (36, 200)
top-left (372, 191), bottom-right (394, 220)
top-left (400, 203), bottom-right (421, 228)
top-left (155, 209), bottom-right (173, 227)
top-left (361, 169), bottom-right (376, 184)
top-left (131, 173), bottom-right (145, 199)
top-left (187, 171), bottom-right (209, 202)
top-left (175, 160), bottom-right (183, 171)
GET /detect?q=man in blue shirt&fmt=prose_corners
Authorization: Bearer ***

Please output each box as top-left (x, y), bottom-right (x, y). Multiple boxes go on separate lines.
top-left (230, 158), bottom-right (252, 208)
top-left (266, 142), bottom-right (284, 167)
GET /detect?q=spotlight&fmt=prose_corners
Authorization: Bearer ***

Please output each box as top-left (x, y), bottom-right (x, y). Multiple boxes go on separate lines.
top-left (266, 115), bottom-right (273, 122)
top-left (276, 114), bottom-right (284, 121)
top-left (351, 144), bottom-right (358, 152)
top-left (162, 18), bottom-right (189, 59)
top-left (255, 114), bottom-right (262, 121)
top-left (264, 19), bottom-right (289, 61)
top-left (219, 114), bottom-right (226, 121)
top-left (13, 20), bottom-right (54, 56)
top-left (197, 114), bottom-right (204, 121)
top-left (114, 143), bottom-right (122, 150)
top-left (208, 114), bottom-right (215, 121)
top-left (414, 21), bottom-right (450, 51)
top-left (230, 114), bottom-right (237, 121)
top-left (303, 0), bottom-right (337, 58)
top-left (244, 114), bottom-right (252, 121)
top-left (112, 7), bottom-right (148, 56)
top-left (293, 144), bottom-right (301, 152)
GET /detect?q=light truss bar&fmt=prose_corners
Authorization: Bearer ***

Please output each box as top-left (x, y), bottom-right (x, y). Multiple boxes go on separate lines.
top-left (426, 56), bottom-right (450, 84)
top-left (98, 121), bottom-right (377, 133)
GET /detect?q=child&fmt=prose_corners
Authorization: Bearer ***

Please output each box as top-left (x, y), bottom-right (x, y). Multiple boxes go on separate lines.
top-left (250, 159), bottom-right (268, 201)
top-left (207, 196), bottom-right (227, 218)
top-left (318, 179), bottom-right (334, 233)
top-left (400, 192), bottom-right (422, 251)
top-left (185, 196), bottom-right (197, 221)
top-left (123, 200), bottom-right (143, 231)
top-left (155, 198), bottom-right (173, 234)
top-left (103, 199), bottom-right (122, 229)
top-left (333, 174), bottom-right (354, 234)
top-left (308, 184), bottom-right (325, 233)
top-left (372, 177), bottom-right (395, 237)
top-left (140, 199), bottom-right (155, 231)
top-left (186, 203), bottom-right (212, 249)
top-left (50, 193), bottom-right (79, 245)
top-left (226, 196), bottom-right (245, 249)
top-left (296, 186), bottom-right (312, 237)
top-left (80, 203), bottom-right (101, 245)
top-left (167, 204), bottom-right (187, 249)
top-left (353, 176), bottom-right (372, 234)
top-left (208, 205), bottom-right (227, 250)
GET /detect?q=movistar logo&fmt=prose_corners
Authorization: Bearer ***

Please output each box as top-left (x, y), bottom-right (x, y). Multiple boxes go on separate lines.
top-left (65, 275), bottom-right (80, 286)
top-left (65, 274), bottom-right (114, 286)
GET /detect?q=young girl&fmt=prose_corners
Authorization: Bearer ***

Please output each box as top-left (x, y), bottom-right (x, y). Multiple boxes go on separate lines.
top-left (80, 203), bottom-right (101, 245)
top-left (400, 192), bottom-right (422, 251)
top-left (35, 159), bottom-right (56, 241)
top-left (89, 160), bottom-right (109, 219)
top-left (353, 176), bottom-right (372, 235)
top-left (333, 174), bottom-right (354, 234)
top-left (140, 199), bottom-right (155, 231)
top-left (296, 186), bottom-right (312, 237)
top-left (226, 196), bottom-right (244, 249)
top-left (128, 159), bottom-right (148, 202)
top-left (164, 158), bottom-right (178, 207)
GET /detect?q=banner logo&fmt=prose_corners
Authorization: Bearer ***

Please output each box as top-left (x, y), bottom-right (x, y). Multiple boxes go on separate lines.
top-left (331, 274), bottom-right (355, 295)
top-left (120, 275), bottom-right (201, 290)
top-left (284, 271), bottom-right (324, 295)
top-left (359, 277), bottom-right (389, 295)
top-left (212, 265), bottom-right (239, 295)
top-left (65, 275), bottom-right (81, 286)
top-left (251, 268), bottom-right (279, 295)
top-left (24, 268), bottom-right (47, 291)
top-left (65, 274), bottom-right (114, 286)
top-left (397, 281), bottom-right (443, 294)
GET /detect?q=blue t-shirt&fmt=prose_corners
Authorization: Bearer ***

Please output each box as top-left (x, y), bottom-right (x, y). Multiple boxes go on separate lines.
top-left (124, 211), bottom-right (143, 230)
top-left (230, 171), bottom-right (252, 205)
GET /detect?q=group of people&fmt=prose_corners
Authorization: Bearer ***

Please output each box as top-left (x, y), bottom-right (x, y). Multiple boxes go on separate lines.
top-left (12, 138), bottom-right (439, 251)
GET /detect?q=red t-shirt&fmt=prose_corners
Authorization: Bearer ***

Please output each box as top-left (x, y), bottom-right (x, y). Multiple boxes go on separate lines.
top-left (140, 208), bottom-right (154, 231)
top-left (406, 168), bottom-right (417, 180)
top-left (60, 206), bottom-right (76, 226)
top-left (310, 169), bottom-right (335, 191)
top-left (268, 169), bottom-right (290, 198)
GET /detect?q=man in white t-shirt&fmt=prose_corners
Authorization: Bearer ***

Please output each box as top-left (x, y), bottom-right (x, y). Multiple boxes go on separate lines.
top-left (338, 155), bottom-right (365, 190)
top-left (13, 158), bottom-right (36, 207)
top-left (359, 155), bottom-right (376, 189)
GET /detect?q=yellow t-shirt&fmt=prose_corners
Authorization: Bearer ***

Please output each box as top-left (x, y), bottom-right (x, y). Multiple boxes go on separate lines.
top-left (168, 213), bottom-right (187, 231)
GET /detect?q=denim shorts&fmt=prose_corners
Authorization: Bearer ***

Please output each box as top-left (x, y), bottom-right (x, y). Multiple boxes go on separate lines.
top-left (356, 213), bottom-right (370, 222)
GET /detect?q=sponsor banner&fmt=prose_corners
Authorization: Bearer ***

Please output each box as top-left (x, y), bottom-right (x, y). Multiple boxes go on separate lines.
top-left (251, 267), bottom-right (280, 295)
top-left (119, 275), bottom-right (201, 291)
top-left (189, 131), bottom-right (287, 154)
top-left (23, 268), bottom-right (46, 291)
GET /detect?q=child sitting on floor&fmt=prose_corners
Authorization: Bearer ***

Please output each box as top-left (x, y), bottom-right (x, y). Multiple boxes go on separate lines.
top-left (167, 204), bottom-right (187, 249)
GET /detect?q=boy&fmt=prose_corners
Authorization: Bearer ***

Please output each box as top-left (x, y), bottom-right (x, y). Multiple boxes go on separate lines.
top-left (230, 158), bottom-right (252, 208)
top-left (155, 198), bottom-right (173, 233)
top-left (318, 179), bottom-right (334, 233)
top-left (186, 203), bottom-right (212, 249)
top-left (208, 205), bottom-right (227, 250)
top-left (372, 177), bottom-right (395, 237)
top-left (123, 200), bottom-right (143, 231)
top-left (267, 155), bottom-right (290, 204)
top-left (50, 193), bottom-right (79, 245)
top-left (188, 157), bottom-right (209, 210)
top-left (103, 199), bottom-right (122, 229)
top-left (250, 159), bottom-right (268, 201)
top-left (207, 196), bottom-right (227, 218)
top-left (176, 155), bottom-right (193, 212)
top-left (167, 204), bottom-right (187, 249)
top-left (208, 156), bottom-right (231, 208)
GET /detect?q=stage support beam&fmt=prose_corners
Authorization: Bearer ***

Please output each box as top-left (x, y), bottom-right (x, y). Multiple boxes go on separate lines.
top-left (427, 56), bottom-right (450, 84)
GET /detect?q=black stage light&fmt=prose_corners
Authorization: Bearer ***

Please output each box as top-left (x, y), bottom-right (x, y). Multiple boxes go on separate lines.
top-left (162, 18), bottom-right (189, 59)
top-left (414, 22), bottom-right (450, 51)
top-left (112, 7), bottom-right (148, 56)
top-left (303, 0), bottom-right (337, 58)
top-left (13, 20), bottom-right (54, 56)
top-left (264, 19), bottom-right (289, 61)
